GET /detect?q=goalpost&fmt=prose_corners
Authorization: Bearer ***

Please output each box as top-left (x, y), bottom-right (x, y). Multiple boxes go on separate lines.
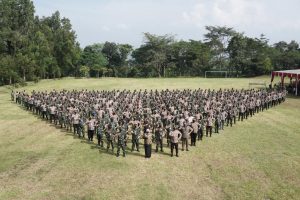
top-left (205, 71), bottom-right (228, 78)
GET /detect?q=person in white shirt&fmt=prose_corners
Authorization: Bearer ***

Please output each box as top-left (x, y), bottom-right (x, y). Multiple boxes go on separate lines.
top-left (86, 117), bottom-right (96, 141)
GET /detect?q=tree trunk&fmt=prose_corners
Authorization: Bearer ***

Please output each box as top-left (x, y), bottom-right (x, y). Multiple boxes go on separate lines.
top-left (23, 69), bottom-right (26, 81)
top-left (157, 64), bottom-right (161, 78)
top-left (9, 76), bottom-right (12, 85)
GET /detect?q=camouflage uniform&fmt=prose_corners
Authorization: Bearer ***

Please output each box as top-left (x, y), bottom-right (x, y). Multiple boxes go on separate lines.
top-left (154, 127), bottom-right (165, 152)
top-left (106, 126), bottom-right (114, 152)
top-left (117, 126), bottom-right (126, 157)
top-left (96, 121), bottom-right (104, 147)
top-left (131, 126), bottom-right (141, 152)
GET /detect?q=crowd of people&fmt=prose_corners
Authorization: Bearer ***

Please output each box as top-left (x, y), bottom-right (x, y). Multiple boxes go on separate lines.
top-left (12, 87), bottom-right (286, 158)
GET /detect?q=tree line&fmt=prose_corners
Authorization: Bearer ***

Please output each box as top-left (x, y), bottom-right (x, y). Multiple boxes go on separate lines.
top-left (1, 0), bottom-right (300, 85)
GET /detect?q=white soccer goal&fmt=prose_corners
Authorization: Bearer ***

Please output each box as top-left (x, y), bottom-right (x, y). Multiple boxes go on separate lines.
top-left (205, 71), bottom-right (228, 78)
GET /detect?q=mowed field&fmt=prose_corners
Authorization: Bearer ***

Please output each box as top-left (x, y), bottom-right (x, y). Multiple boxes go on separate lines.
top-left (0, 77), bottom-right (299, 200)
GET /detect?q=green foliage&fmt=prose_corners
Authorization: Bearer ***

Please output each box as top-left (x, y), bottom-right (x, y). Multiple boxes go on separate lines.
top-left (204, 26), bottom-right (238, 71)
top-left (272, 40), bottom-right (300, 70)
top-left (131, 27), bottom-right (299, 78)
top-left (169, 40), bottom-right (211, 76)
top-left (0, 0), bottom-right (80, 85)
top-left (0, 0), bottom-right (299, 83)
top-left (79, 65), bottom-right (90, 78)
top-left (101, 42), bottom-right (133, 77)
top-left (262, 57), bottom-right (273, 74)
top-left (227, 34), bottom-right (279, 77)
top-left (80, 43), bottom-right (108, 78)
top-left (132, 33), bottom-right (174, 77)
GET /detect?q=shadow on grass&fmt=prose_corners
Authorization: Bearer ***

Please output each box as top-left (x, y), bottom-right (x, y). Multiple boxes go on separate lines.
top-left (79, 140), bottom-right (147, 158)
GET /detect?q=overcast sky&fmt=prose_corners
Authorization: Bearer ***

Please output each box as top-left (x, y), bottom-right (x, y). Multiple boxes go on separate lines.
top-left (32, 0), bottom-right (300, 47)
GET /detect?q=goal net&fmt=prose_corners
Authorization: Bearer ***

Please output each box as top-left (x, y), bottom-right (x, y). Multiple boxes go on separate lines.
top-left (205, 71), bottom-right (228, 78)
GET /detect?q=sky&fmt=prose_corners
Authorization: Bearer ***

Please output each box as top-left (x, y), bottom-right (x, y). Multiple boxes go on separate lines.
top-left (32, 0), bottom-right (300, 48)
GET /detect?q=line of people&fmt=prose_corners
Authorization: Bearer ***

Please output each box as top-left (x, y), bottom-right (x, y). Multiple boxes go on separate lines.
top-left (12, 87), bottom-right (286, 158)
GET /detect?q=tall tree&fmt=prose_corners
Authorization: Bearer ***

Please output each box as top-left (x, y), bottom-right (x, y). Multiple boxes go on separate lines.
top-left (0, 55), bottom-right (18, 84)
top-left (227, 34), bottom-right (247, 76)
top-left (228, 34), bottom-right (273, 76)
top-left (101, 42), bottom-right (133, 77)
top-left (119, 44), bottom-right (133, 66)
top-left (40, 11), bottom-right (80, 78)
top-left (80, 43), bottom-right (108, 77)
top-left (204, 26), bottom-right (238, 71)
top-left (0, 0), bottom-right (35, 82)
top-left (170, 40), bottom-right (211, 76)
top-left (189, 40), bottom-right (211, 76)
top-left (132, 33), bottom-right (174, 77)
top-left (272, 41), bottom-right (300, 70)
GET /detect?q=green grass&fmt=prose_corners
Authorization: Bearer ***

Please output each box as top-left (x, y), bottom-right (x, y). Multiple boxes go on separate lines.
top-left (0, 76), bottom-right (299, 200)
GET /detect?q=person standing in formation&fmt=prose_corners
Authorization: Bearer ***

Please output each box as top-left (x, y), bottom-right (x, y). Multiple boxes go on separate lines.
top-left (106, 124), bottom-right (114, 153)
top-left (181, 123), bottom-right (193, 151)
top-left (191, 119), bottom-right (199, 146)
top-left (131, 123), bottom-right (141, 152)
top-left (116, 123), bottom-right (127, 157)
top-left (86, 117), bottom-right (96, 141)
top-left (96, 120), bottom-right (104, 147)
top-left (143, 128), bottom-right (152, 159)
top-left (169, 126), bottom-right (182, 157)
top-left (14, 87), bottom-right (286, 159)
top-left (206, 115), bottom-right (213, 137)
top-left (72, 111), bottom-right (80, 135)
top-left (154, 123), bottom-right (165, 152)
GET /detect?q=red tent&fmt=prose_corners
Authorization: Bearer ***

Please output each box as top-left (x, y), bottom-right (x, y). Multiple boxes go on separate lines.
top-left (271, 69), bottom-right (300, 95)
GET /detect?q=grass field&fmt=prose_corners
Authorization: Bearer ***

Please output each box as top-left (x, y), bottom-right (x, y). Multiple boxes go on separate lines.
top-left (0, 77), bottom-right (299, 200)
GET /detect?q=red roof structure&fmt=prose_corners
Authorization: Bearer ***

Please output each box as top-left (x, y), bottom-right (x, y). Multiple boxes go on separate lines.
top-left (271, 69), bottom-right (300, 95)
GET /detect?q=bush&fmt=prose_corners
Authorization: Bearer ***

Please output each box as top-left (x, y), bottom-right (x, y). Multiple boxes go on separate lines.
top-left (79, 66), bottom-right (90, 78)
top-left (32, 76), bottom-right (40, 83)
